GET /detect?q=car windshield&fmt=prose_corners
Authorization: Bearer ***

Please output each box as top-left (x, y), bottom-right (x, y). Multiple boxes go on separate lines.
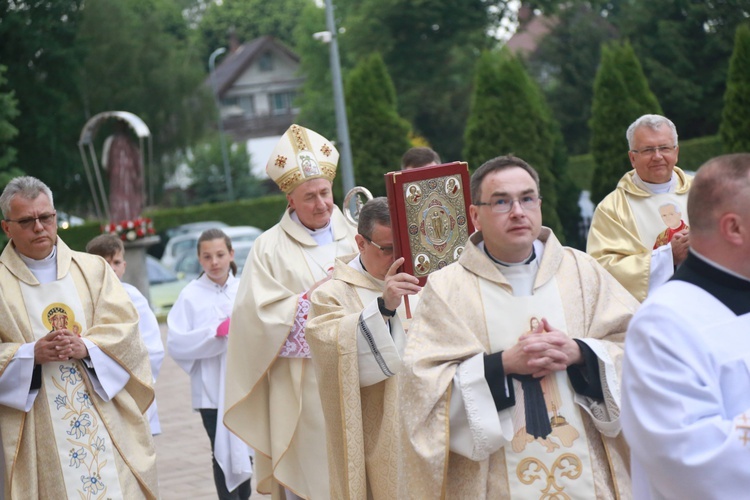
top-left (175, 252), bottom-right (201, 277)
top-left (236, 246), bottom-right (253, 275)
top-left (147, 256), bottom-right (178, 284)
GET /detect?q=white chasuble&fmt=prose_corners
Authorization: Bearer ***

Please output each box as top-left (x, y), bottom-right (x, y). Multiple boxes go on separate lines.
top-left (302, 239), bottom-right (347, 280)
top-left (627, 193), bottom-right (689, 252)
top-left (479, 276), bottom-right (596, 499)
top-left (20, 274), bottom-right (124, 499)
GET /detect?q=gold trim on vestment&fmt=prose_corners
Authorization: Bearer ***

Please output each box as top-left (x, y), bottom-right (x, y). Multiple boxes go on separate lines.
top-left (601, 438), bottom-right (621, 500)
top-left (440, 385), bottom-right (452, 500)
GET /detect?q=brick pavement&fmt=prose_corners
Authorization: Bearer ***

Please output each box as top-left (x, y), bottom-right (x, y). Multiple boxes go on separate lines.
top-left (153, 323), bottom-right (268, 499)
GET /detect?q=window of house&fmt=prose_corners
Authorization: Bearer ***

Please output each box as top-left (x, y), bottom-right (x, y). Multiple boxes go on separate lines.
top-left (259, 52), bottom-right (273, 71)
top-left (270, 92), bottom-right (297, 115)
top-left (237, 95), bottom-right (255, 116)
top-left (220, 95), bottom-right (255, 117)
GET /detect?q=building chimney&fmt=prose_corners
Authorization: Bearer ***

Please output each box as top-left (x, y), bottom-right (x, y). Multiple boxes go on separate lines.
top-left (228, 27), bottom-right (240, 54)
top-left (517, 3), bottom-right (533, 26)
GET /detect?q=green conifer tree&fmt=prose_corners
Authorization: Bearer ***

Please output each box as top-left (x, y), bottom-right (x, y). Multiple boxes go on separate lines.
top-left (345, 53), bottom-right (411, 197)
top-left (720, 23), bottom-right (750, 154)
top-left (589, 41), bottom-right (662, 205)
top-left (0, 65), bottom-right (23, 187)
top-left (464, 49), bottom-right (564, 239)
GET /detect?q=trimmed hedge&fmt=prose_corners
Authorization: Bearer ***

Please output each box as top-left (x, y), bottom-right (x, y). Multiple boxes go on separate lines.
top-left (5, 133), bottom-right (725, 252)
top-left (568, 134), bottom-right (723, 192)
top-left (57, 195), bottom-right (289, 251)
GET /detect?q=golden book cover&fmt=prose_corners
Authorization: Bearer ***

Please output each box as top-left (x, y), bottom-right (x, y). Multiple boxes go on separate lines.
top-left (385, 162), bottom-right (474, 286)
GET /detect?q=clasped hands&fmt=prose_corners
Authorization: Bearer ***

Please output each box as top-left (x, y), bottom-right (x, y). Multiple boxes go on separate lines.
top-left (501, 318), bottom-right (583, 379)
top-left (34, 329), bottom-right (89, 364)
top-left (671, 229), bottom-right (690, 266)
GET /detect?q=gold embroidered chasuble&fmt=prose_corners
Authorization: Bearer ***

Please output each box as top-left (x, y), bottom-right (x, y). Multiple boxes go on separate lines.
top-left (224, 206), bottom-right (356, 499)
top-left (307, 255), bottom-right (414, 500)
top-left (587, 167), bottom-right (692, 302)
top-left (0, 238), bottom-right (158, 499)
top-left (400, 229), bottom-right (636, 499)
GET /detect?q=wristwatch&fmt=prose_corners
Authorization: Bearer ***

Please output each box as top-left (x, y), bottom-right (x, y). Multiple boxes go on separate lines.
top-left (377, 296), bottom-right (396, 317)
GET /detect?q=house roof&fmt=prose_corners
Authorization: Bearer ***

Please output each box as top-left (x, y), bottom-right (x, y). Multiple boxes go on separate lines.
top-left (207, 35), bottom-right (300, 96)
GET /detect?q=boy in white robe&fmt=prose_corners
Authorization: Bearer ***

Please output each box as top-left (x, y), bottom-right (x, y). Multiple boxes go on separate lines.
top-left (86, 233), bottom-right (165, 435)
top-left (622, 153), bottom-right (750, 499)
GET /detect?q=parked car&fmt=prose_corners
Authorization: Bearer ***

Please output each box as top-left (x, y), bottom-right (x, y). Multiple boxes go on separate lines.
top-left (174, 240), bottom-right (256, 281)
top-left (146, 255), bottom-right (189, 321)
top-left (149, 221), bottom-right (229, 260)
top-left (161, 225), bottom-right (263, 271)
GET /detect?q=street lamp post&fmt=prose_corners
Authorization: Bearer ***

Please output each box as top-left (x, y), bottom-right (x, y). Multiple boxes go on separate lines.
top-left (323, 0), bottom-right (355, 194)
top-left (208, 47), bottom-right (235, 201)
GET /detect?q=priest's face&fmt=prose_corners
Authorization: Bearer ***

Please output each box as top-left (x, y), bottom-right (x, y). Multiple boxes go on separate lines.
top-left (1, 193), bottom-right (57, 260)
top-left (469, 167), bottom-right (542, 263)
top-left (357, 223), bottom-right (395, 280)
top-left (628, 125), bottom-right (679, 184)
top-left (287, 178), bottom-right (334, 230)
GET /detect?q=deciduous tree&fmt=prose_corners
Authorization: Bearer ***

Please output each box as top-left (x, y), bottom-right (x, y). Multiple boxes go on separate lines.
top-left (0, 65), bottom-right (23, 185)
top-left (186, 135), bottom-right (264, 204)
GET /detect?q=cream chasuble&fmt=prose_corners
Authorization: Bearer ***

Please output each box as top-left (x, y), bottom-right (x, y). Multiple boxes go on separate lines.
top-left (307, 255), bottom-right (415, 500)
top-left (21, 275), bottom-right (124, 499)
top-left (0, 238), bottom-right (157, 499)
top-left (224, 206), bottom-right (356, 499)
top-left (478, 274), bottom-right (596, 498)
top-left (587, 167), bottom-right (692, 301)
top-left (400, 229), bottom-right (637, 499)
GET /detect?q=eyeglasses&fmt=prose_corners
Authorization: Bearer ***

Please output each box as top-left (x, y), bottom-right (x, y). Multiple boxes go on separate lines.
top-left (363, 236), bottom-right (394, 256)
top-left (474, 195), bottom-right (542, 214)
top-left (4, 212), bottom-right (57, 230)
top-left (630, 145), bottom-right (677, 156)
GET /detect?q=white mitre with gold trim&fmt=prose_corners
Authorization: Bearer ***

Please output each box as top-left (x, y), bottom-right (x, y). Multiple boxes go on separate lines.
top-left (266, 124), bottom-right (339, 194)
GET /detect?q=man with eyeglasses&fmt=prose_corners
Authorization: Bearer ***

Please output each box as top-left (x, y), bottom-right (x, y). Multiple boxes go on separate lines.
top-left (305, 197), bottom-right (421, 499)
top-left (400, 156), bottom-right (638, 498)
top-left (587, 114), bottom-right (692, 302)
top-left (0, 176), bottom-right (158, 498)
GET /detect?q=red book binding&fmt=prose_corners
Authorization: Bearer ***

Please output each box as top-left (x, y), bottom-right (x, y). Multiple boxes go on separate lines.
top-left (385, 162), bottom-right (474, 286)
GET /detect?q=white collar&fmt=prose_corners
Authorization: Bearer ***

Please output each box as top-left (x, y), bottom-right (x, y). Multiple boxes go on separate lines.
top-left (291, 210), bottom-right (333, 245)
top-left (17, 245), bottom-right (57, 284)
top-left (348, 253), bottom-right (385, 286)
top-left (632, 171), bottom-right (677, 194)
top-left (198, 271), bottom-right (236, 291)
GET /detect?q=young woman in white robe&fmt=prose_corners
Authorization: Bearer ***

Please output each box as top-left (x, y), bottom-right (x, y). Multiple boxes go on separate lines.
top-left (167, 229), bottom-right (252, 500)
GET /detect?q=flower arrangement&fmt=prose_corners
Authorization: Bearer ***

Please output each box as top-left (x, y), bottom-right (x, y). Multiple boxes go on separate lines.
top-left (103, 217), bottom-right (155, 242)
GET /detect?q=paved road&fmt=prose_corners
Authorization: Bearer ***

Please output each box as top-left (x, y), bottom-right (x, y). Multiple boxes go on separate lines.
top-left (153, 323), bottom-right (268, 499)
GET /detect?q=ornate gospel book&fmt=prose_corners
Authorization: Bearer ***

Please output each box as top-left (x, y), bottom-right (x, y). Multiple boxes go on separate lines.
top-left (385, 162), bottom-right (475, 286)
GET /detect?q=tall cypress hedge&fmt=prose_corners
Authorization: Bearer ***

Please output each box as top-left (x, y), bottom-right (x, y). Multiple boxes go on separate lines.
top-left (589, 41), bottom-right (661, 205)
top-left (720, 23), bottom-right (750, 154)
top-left (345, 53), bottom-right (411, 197)
top-left (464, 48), bottom-right (564, 239)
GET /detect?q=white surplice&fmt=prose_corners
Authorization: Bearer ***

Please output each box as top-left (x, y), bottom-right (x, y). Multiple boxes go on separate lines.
top-left (167, 272), bottom-right (252, 491)
top-left (622, 251), bottom-right (750, 499)
top-left (122, 282), bottom-right (165, 435)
